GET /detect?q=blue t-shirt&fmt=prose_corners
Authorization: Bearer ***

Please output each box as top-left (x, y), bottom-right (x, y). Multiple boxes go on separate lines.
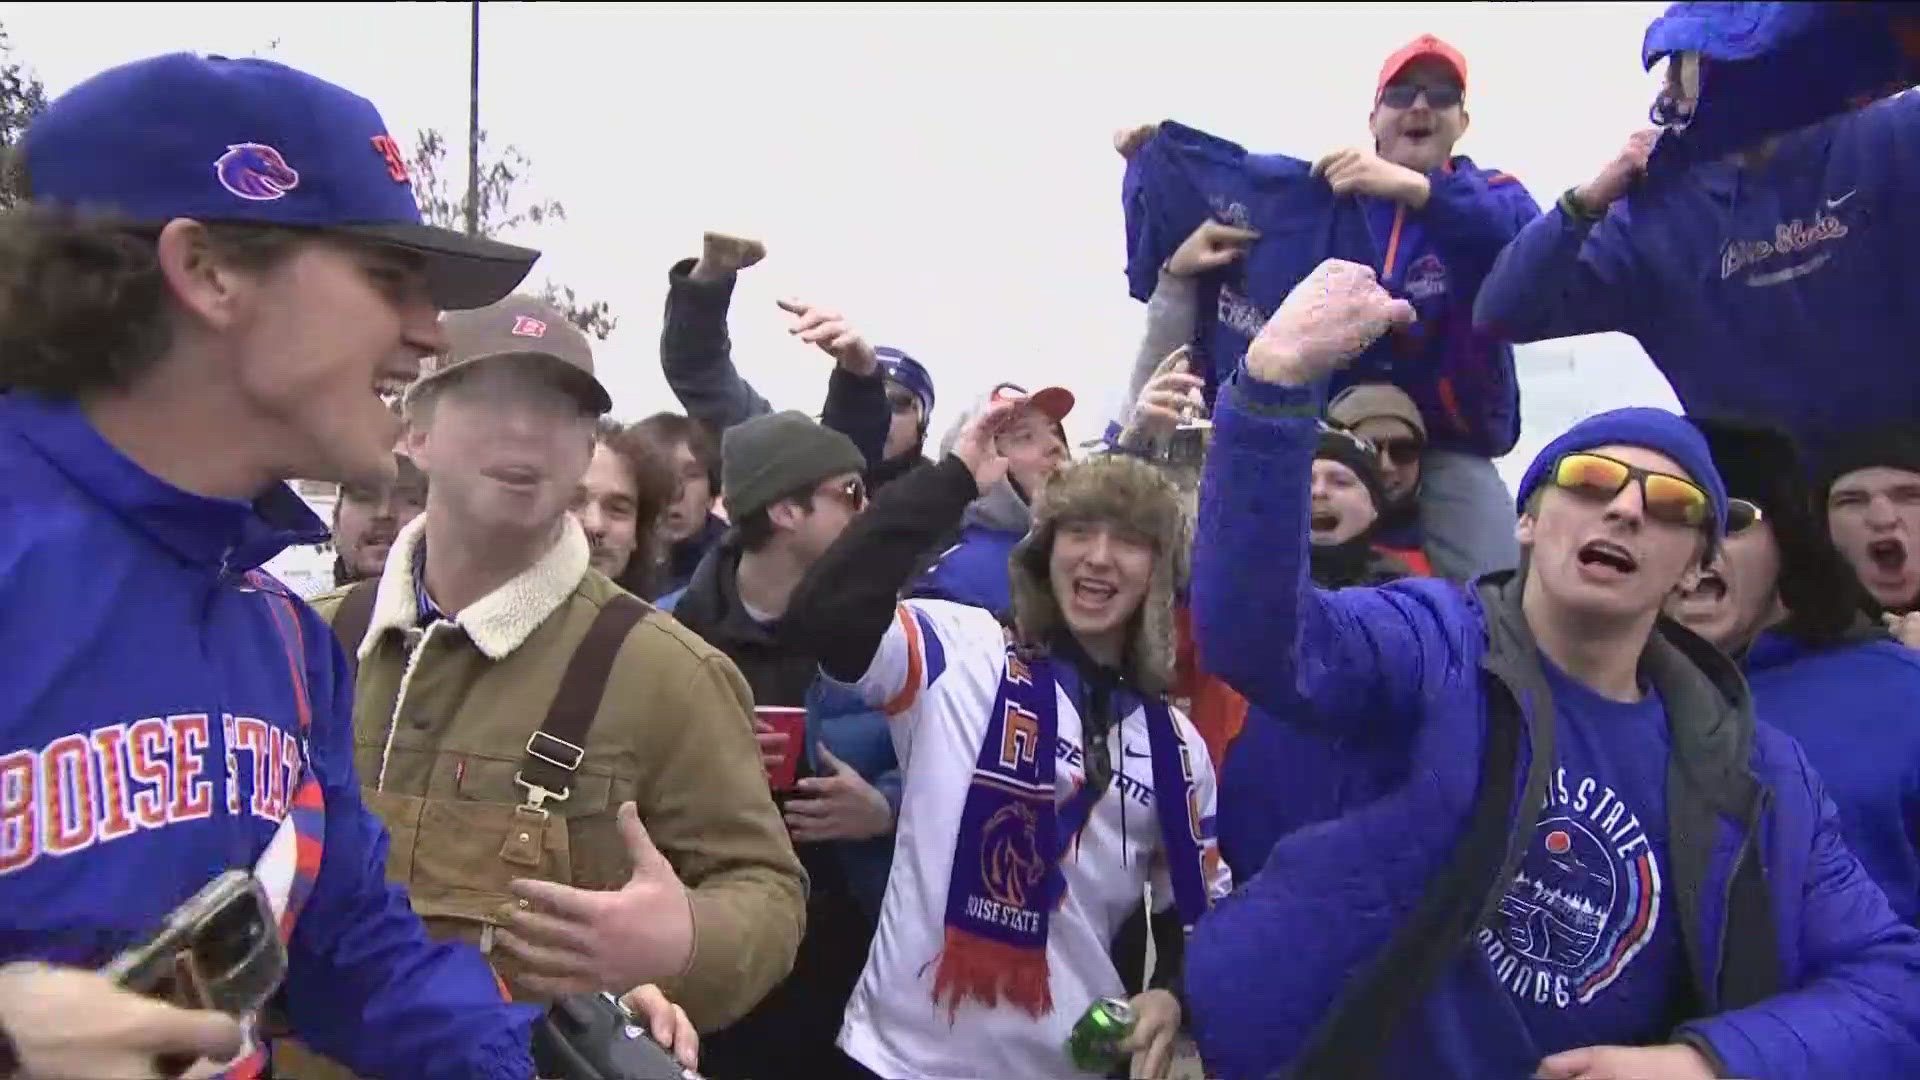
top-left (1477, 658), bottom-right (1692, 1053)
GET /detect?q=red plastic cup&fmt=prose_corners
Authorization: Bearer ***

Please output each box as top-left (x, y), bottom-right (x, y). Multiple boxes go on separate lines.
top-left (755, 706), bottom-right (806, 791)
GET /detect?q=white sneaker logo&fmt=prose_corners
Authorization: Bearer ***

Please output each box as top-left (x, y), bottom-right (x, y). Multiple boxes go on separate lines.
top-left (1826, 190), bottom-right (1858, 210)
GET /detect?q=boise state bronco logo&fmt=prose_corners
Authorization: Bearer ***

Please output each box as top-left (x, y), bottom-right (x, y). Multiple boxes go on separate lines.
top-left (1404, 253), bottom-right (1449, 302)
top-left (1480, 768), bottom-right (1661, 1009)
top-left (215, 143), bottom-right (300, 201)
top-left (981, 802), bottom-right (1045, 908)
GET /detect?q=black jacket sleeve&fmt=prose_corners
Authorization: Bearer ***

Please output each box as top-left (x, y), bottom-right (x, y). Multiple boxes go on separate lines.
top-left (821, 366), bottom-right (891, 473)
top-left (660, 257), bottom-right (772, 432)
top-left (783, 454), bottom-right (980, 682)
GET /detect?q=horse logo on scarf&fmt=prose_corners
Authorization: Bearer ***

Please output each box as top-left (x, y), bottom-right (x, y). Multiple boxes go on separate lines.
top-left (981, 802), bottom-right (1045, 907)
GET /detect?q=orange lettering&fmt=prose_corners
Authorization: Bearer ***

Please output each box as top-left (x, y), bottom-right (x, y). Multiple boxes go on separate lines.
top-left (90, 725), bottom-right (135, 841)
top-left (233, 718), bottom-right (273, 818)
top-left (168, 714), bottom-right (211, 821)
top-left (42, 735), bottom-right (94, 855)
top-left (370, 135), bottom-right (409, 183)
top-left (127, 718), bottom-right (169, 828)
top-left (0, 750), bottom-right (36, 875)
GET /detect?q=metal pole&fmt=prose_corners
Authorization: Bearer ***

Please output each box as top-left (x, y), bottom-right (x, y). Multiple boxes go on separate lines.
top-left (465, 0), bottom-right (481, 237)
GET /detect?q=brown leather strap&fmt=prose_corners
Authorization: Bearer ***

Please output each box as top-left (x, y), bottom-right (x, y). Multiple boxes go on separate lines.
top-left (517, 594), bottom-right (649, 799)
top-left (329, 580), bottom-right (379, 682)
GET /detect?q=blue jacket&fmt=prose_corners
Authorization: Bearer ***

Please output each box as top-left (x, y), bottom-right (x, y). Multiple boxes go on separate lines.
top-left (0, 394), bottom-right (537, 1079)
top-left (1185, 374), bottom-right (1920, 1080)
top-left (1746, 630), bottom-right (1920, 923)
top-left (905, 475), bottom-right (1032, 618)
top-left (1474, 88), bottom-right (1920, 462)
top-left (1123, 120), bottom-right (1538, 457)
top-left (654, 589), bottom-right (900, 917)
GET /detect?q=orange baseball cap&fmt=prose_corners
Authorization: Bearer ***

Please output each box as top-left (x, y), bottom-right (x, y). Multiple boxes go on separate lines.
top-left (1376, 34), bottom-right (1468, 100)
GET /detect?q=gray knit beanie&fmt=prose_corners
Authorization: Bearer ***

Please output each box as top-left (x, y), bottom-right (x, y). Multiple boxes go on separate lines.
top-left (720, 411), bottom-right (865, 521)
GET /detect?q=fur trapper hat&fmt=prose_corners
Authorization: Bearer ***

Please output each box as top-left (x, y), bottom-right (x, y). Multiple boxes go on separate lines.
top-left (1007, 452), bottom-right (1190, 696)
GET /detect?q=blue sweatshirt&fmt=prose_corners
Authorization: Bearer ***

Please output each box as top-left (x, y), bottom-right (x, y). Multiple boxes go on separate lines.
top-left (1186, 372), bottom-right (1920, 1080)
top-left (1475, 88), bottom-right (1920, 462)
top-left (1746, 631), bottom-right (1920, 923)
top-left (0, 393), bottom-right (538, 1080)
top-left (1123, 120), bottom-right (1539, 457)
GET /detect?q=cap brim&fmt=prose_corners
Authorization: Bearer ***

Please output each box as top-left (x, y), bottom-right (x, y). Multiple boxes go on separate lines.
top-left (335, 222), bottom-right (540, 311)
top-left (411, 349), bottom-right (612, 415)
top-left (1028, 386), bottom-right (1076, 422)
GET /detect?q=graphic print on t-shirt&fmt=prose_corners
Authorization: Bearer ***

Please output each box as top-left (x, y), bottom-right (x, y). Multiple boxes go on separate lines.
top-left (1481, 766), bottom-right (1662, 1009)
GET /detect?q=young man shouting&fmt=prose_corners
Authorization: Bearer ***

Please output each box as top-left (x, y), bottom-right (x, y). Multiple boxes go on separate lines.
top-left (1185, 259), bottom-right (1920, 1080)
top-left (783, 401), bottom-right (1231, 1080)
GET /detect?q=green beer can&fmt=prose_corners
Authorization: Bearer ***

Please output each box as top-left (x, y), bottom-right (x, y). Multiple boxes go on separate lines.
top-left (1065, 996), bottom-right (1136, 1074)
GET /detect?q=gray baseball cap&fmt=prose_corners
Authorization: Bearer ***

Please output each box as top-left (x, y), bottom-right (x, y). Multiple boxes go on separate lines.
top-left (408, 293), bottom-right (611, 414)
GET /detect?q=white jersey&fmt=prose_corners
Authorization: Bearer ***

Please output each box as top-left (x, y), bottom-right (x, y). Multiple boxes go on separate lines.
top-left (835, 600), bottom-right (1232, 1080)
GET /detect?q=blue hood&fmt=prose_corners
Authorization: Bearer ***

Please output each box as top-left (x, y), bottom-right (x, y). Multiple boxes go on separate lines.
top-left (1643, 2), bottom-right (1912, 168)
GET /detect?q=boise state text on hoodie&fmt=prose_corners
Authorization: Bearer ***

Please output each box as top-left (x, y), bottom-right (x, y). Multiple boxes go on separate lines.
top-left (0, 394), bottom-right (538, 1080)
top-left (1474, 86), bottom-right (1920, 461)
top-left (1122, 119), bottom-right (1538, 458)
top-left (1180, 376), bottom-right (1920, 1080)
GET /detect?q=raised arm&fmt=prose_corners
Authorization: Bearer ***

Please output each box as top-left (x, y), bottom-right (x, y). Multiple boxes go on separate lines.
top-left (1194, 260), bottom-right (1458, 727)
top-left (783, 398), bottom-right (1018, 683)
top-left (1473, 131), bottom-right (1657, 343)
top-left (659, 232), bottom-right (773, 432)
top-left (777, 298), bottom-right (892, 472)
top-left (1419, 165), bottom-right (1542, 277)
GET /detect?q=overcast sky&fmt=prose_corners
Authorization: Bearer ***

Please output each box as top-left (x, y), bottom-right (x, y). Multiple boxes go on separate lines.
top-left (4, 0), bottom-right (1680, 487)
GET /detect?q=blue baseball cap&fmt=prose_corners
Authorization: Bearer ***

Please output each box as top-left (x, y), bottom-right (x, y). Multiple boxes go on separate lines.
top-left (20, 52), bottom-right (538, 310)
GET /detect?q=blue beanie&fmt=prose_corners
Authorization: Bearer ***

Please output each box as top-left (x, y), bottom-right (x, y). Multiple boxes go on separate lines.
top-left (1514, 407), bottom-right (1729, 540)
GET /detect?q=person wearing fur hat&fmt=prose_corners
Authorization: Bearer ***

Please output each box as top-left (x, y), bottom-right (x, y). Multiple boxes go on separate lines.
top-left (1186, 259), bottom-right (1920, 1080)
top-left (1666, 418), bottom-right (1920, 924)
top-left (1817, 421), bottom-right (1920, 620)
top-left (783, 397), bottom-right (1231, 1080)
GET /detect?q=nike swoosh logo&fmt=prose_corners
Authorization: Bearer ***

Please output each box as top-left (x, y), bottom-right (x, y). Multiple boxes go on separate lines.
top-left (1122, 746), bottom-right (1151, 759)
top-left (1826, 190), bottom-right (1857, 210)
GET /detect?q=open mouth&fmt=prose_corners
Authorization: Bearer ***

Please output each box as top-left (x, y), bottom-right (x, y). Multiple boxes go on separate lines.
top-left (1682, 570), bottom-right (1726, 603)
top-left (373, 363), bottom-right (418, 411)
top-left (1577, 539), bottom-right (1639, 576)
top-left (1072, 578), bottom-right (1118, 606)
top-left (482, 464), bottom-right (542, 487)
top-left (1402, 124), bottom-right (1435, 142)
top-left (1869, 537), bottom-right (1907, 574)
top-left (1310, 511), bottom-right (1341, 533)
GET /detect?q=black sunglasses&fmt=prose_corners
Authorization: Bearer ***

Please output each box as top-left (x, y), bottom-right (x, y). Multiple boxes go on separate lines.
top-left (1379, 83), bottom-right (1463, 110)
top-left (1374, 436), bottom-right (1424, 468)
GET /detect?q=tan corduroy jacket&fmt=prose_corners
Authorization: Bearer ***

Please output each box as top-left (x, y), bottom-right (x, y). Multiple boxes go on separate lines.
top-left (308, 513), bottom-right (805, 1032)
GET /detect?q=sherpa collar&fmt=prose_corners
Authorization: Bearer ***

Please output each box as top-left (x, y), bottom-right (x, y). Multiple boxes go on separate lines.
top-left (362, 511), bottom-right (590, 661)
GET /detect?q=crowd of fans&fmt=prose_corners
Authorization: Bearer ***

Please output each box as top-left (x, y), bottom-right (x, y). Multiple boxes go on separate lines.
top-left (5, 4), bottom-right (1920, 1080)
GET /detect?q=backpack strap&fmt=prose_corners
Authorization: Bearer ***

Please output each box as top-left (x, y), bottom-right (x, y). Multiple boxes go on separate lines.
top-left (329, 579), bottom-right (380, 682)
top-left (514, 593), bottom-right (650, 809)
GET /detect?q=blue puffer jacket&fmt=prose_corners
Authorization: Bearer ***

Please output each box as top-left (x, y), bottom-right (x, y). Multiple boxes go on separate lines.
top-left (0, 393), bottom-right (538, 1079)
top-left (1745, 630), bottom-right (1920, 924)
top-left (654, 590), bottom-right (899, 917)
top-left (1186, 373), bottom-right (1920, 1080)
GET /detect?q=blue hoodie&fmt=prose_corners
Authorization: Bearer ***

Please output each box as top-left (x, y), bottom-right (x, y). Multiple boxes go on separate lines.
top-left (1746, 631), bottom-right (1920, 923)
top-left (1184, 374), bottom-right (1920, 1080)
top-left (1474, 87), bottom-right (1920, 462)
top-left (1123, 120), bottom-right (1539, 458)
top-left (0, 394), bottom-right (538, 1080)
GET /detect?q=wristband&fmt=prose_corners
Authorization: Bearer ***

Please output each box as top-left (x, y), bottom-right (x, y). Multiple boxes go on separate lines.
top-left (1559, 187), bottom-right (1604, 223)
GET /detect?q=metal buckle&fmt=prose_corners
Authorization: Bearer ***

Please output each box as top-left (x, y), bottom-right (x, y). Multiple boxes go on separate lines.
top-left (512, 772), bottom-right (569, 815)
top-left (525, 730), bottom-right (586, 772)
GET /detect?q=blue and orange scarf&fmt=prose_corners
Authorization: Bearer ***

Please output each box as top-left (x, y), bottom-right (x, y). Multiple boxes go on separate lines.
top-left (933, 645), bottom-right (1212, 1020)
